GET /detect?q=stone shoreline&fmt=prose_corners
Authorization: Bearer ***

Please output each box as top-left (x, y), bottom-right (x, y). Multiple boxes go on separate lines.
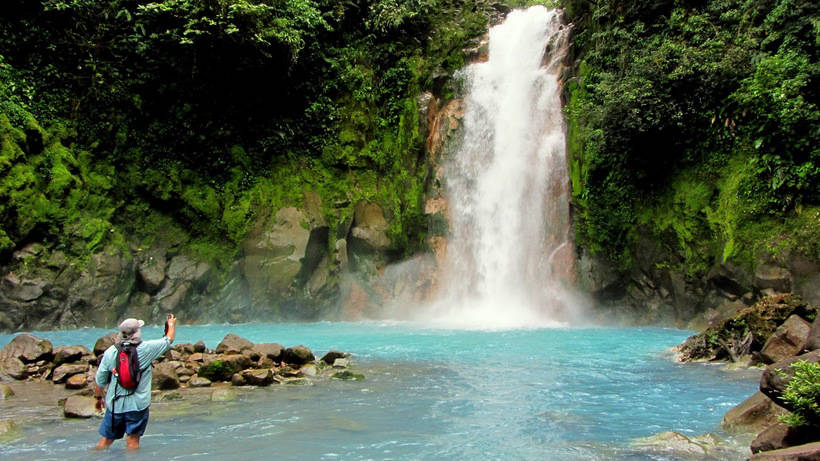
top-left (0, 331), bottom-right (364, 424)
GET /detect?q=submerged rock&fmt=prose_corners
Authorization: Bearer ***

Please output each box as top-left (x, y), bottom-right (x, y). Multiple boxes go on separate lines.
top-left (632, 431), bottom-right (723, 457)
top-left (0, 383), bottom-right (14, 399)
top-left (210, 388), bottom-right (237, 401)
top-left (63, 395), bottom-right (97, 418)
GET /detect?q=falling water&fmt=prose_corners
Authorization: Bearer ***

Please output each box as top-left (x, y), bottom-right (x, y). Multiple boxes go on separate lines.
top-left (423, 6), bottom-right (576, 329)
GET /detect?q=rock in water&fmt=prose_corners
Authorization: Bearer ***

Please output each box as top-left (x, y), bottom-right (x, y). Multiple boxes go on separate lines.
top-left (749, 442), bottom-right (820, 460)
top-left (252, 343), bottom-right (284, 362)
top-left (63, 395), bottom-right (97, 418)
top-left (210, 388), bottom-right (236, 401)
top-left (53, 345), bottom-right (91, 365)
top-left (282, 345), bottom-right (314, 366)
top-left (241, 369), bottom-right (273, 386)
top-left (750, 423), bottom-right (817, 454)
top-left (0, 357), bottom-right (27, 380)
top-left (188, 376), bottom-right (212, 387)
top-left (722, 392), bottom-right (786, 433)
top-left (0, 334), bottom-right (53, 363)
top-left (216, 334), bottom-right (254, 354)
top-left (320, 350), bottom-right (349, 365)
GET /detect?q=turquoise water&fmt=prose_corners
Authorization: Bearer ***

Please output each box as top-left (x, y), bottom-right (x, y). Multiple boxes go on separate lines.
top-left (0, 323), bottom-right (758, 460)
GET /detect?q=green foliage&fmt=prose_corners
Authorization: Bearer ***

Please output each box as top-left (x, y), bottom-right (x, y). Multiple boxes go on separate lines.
top-left (564, 0), bottom-right (819, 272)
top-left (778, 361), bottom-right (820, 427)
top-left (197, 360), bottom-right (235, 382)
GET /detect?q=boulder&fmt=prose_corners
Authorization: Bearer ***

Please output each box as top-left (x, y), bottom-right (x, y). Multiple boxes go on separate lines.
top-left (152, 362), bottom-right (180, 390)
top-left (806, 316), bottom-right (820, 351)
top-left (0, 383), bottom-right (13, 399)
top-left (759, 315), bottom-right (812, 364)
top-left (750, 423), bottom-right (818, 454)
top-left (231, 373), bottom-right (247, 386)
top-left (242, 348), bottom-right (261, 362)
top-left (282, 345), bottom-right (315, 366)
top-left (52, 363), bottom-right (88, 384)
top-left (241, 369), bottom-right (273, 386)
top-left (216, 334), bottom-right (254, 354)
top-left (93, 333), bottom-right (118, 357)
top-left (722, 392), bottom-right (788, 433)
top-left (320, 350), bottom-right (349, 365)
top-left (194, 341), bottom-right (207, 353)
top-left (749, 442), bottom-right (820, 460)
top-left (1, 357), bottom-right (27, 380)
top-left (53, 345), bottom-right (91, 365)
top-left (756, 265), bottom-right (793, 293)
top-left (188, 376), bottom-right (212, 388)
top-left (65, 374), bottom-right (88, 389)
top-left (0, 334), bottom-right (53, 363)
top-left (63, 395), bottom-right (97, 418)
top-left (252, 343), bottom-right (284, 362)
top-left (333, 358), bottom-right (350, 369)
top-left (219, 354), bottom-right (253, 373)
top-left (761, 350), bottom-right (820, 408)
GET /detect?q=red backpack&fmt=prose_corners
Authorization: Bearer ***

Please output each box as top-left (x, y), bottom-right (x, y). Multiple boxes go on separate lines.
top-left (113, 343), bottom-right (141, 390)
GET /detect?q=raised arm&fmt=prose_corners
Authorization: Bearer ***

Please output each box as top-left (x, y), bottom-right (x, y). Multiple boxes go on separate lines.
top-left (166, 314), bottom-right (177, 343)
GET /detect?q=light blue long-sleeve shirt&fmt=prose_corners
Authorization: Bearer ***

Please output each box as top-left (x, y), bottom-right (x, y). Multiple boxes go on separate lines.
top-left (96, 337), bottom-right (171, 413)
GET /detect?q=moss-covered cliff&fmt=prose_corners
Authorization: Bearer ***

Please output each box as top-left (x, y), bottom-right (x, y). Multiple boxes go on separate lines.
top-left (563, 0), bottom-right (819, 324)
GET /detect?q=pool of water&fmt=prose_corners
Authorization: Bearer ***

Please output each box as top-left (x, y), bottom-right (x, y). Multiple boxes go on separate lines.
top-left (0, 322), bottom-right (759, 460)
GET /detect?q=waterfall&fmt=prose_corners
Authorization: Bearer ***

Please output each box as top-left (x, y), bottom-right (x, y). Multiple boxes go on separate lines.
top-left (422, 6), bottom-right (576, 329)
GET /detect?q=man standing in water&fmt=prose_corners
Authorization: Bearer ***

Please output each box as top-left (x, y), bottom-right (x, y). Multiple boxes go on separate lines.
top-left (94, 314), bottom-right (177, 450)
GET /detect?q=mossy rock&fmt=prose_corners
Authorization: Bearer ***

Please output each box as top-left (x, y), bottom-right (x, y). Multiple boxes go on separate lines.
top-left (197, 360), bottom-right (235, 382)
top-left (678, 294), bottom-right (817, 362)
top-left (331, 370), bottom-right (365, 381)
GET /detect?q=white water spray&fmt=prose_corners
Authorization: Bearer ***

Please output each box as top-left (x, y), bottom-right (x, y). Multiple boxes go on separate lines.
top-left (421, 6), bottom-right (576, 329)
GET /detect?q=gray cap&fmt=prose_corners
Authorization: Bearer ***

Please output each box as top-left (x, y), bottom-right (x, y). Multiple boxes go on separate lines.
top-left (118, 318), bottom-right (145, 335)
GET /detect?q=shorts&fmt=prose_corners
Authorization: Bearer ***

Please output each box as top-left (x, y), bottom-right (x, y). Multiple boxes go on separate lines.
top-left (98, 407), bottom-right (150, 439)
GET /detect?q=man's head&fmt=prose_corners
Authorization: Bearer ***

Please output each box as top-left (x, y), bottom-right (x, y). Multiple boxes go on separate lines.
top-left (118, 318), bottom-right (145, 343)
